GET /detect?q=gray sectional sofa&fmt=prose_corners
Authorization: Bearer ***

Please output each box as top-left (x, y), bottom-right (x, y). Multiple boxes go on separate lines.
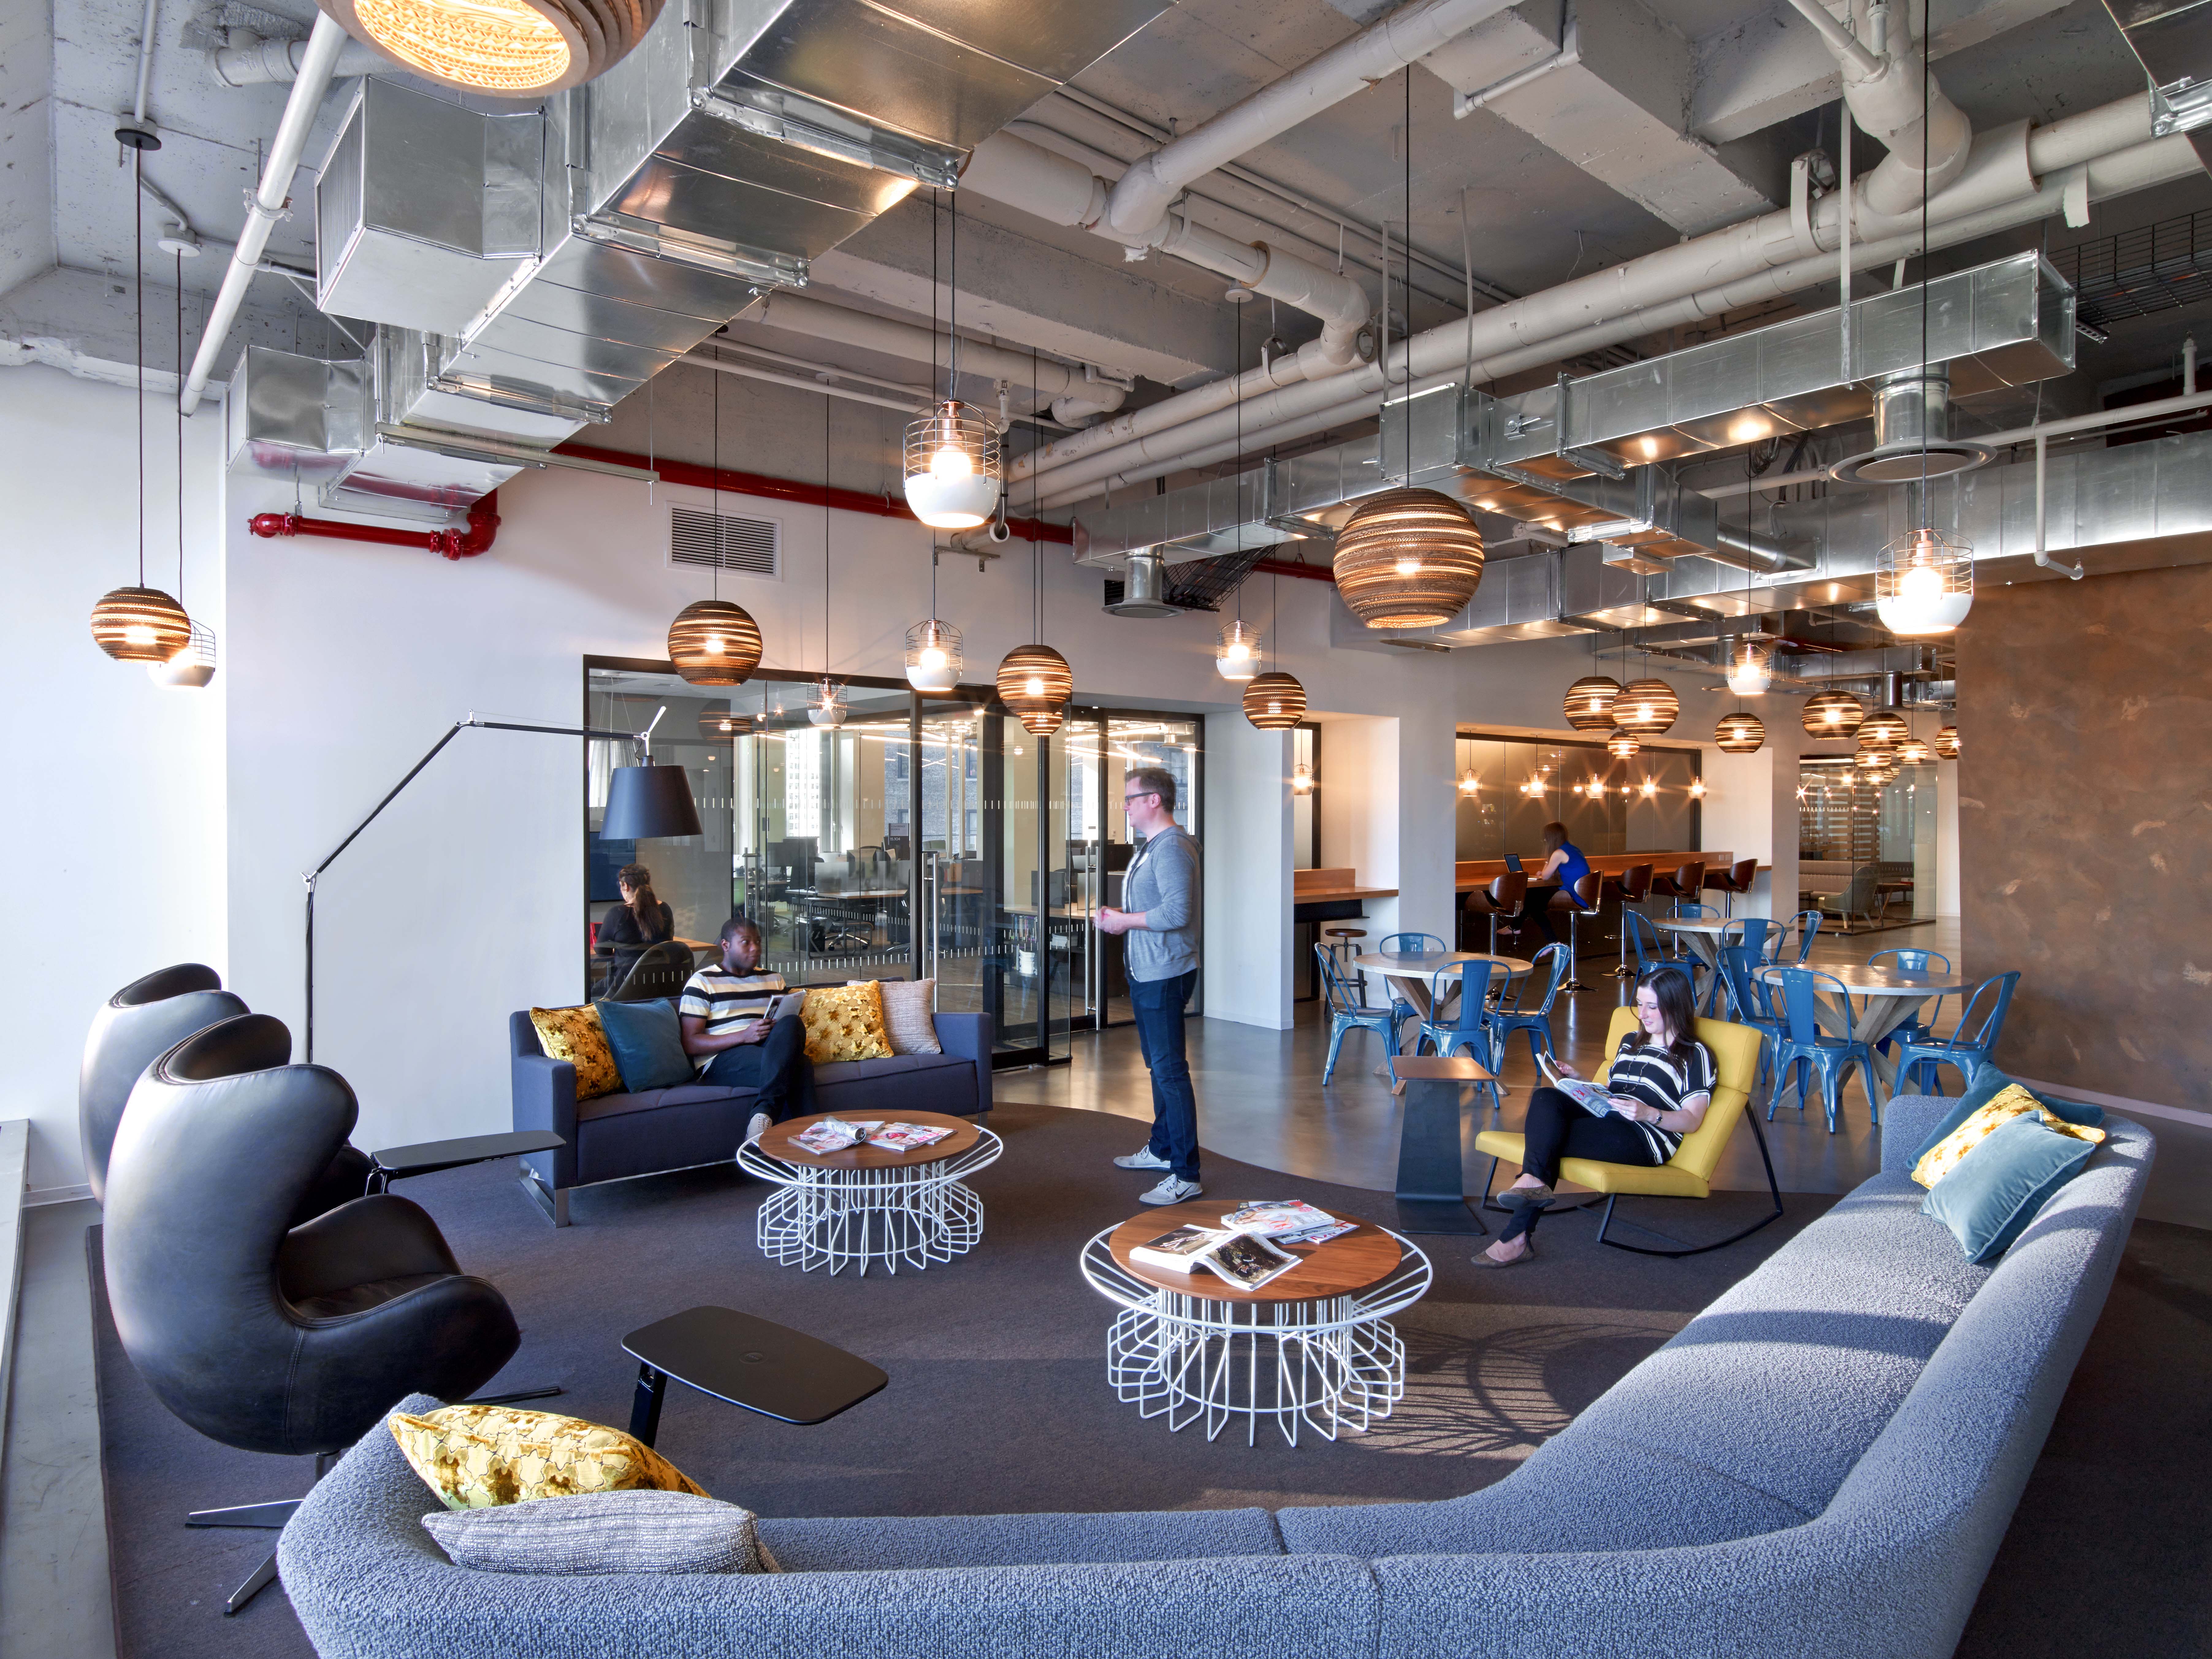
top-left (509, 1006), bottom-right (992, 1224)
top-left (281, 1091), bottom-right (2151, 1658)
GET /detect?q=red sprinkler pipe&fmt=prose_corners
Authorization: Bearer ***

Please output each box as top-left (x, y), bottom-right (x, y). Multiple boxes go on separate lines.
top-left (249, 492), bottom-right (501, 560)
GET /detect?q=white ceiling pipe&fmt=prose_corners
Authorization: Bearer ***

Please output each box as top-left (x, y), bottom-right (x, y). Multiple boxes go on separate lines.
top-left (1020, 89), bottom-right (2160, 491)
top-left (685, 349), bottom-right (927, 414)
top-left (1100, 0), bottom-right (1520, 239)
top-left (178, 12), bottom-right (347, 414)
top-left (1039, 132), bottom-right (2199, 506)
top-left (209, 31), bottom-right (394, 85)
top-left (1824, 0), bottom-right (1974, 217)
top-left (132, 0), bottom-right (161, 122)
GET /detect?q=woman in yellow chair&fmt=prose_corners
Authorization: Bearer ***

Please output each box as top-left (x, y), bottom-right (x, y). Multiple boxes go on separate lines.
top-left (1479, 967), bottom-right (1714, 1268)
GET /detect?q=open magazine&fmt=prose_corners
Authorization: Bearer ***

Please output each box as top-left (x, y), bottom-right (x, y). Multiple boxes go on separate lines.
top-left (1130, 1225), bottom-right (1302, 1291)
top-left (1219, 1201), bottom-right (1359, 1247)
top-left (1536, 1053), bottom-right (1636, 1119)
top-left (788, 1117), bottom-right (955, 1155)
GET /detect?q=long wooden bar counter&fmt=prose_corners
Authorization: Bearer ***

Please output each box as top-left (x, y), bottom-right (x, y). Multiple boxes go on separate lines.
top-left (1455, 850), bottom-right (1738, 892)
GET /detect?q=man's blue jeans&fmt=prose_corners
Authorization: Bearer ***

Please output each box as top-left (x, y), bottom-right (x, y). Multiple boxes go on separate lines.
top-left (1129, 969), bottom-right (1199, 1181)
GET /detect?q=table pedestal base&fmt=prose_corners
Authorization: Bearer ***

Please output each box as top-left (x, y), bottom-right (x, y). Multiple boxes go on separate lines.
top-left (1106, 1292), bottom-right (1406, 1447)
top-left (755, 1171), bottom-right (984, 1276)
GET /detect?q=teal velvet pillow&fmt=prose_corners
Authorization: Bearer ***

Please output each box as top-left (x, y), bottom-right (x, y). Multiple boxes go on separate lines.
top-left (592, 998), bottom-right (694, 1092)
top-left (1922, 1113), bottom-right (2098, 1264)
top-left (1910, 1064), bottom-right (2105, 1169)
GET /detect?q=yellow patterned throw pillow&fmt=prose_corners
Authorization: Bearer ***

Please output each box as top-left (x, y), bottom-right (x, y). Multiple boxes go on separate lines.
top-left (1911, 1084), bottom-right (2107, 1188)
top-left (390, 1405), bottom-right (706, 1511)
top-left (800, 981), bottom-right (891, 1063)
top-left (529, 1005), bottom-right (623, 1102)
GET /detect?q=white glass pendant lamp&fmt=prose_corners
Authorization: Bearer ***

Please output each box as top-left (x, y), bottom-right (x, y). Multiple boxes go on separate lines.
top-left (905, 618), bottom-right (963, 691)
top-left (1215, 618), bottom-right (1261, 681)
top-left (903, 401), bottom-right (1001, 529)
top-left (1877, 527), bottom-right (1974, 635)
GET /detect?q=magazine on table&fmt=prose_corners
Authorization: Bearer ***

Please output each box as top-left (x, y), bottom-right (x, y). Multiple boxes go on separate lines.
top-left (1129, 1225), bottom-right (1303, 1291)
top-left (1219, 1200), bottom-right (1357, 1246)
top-left (788, 1117), bottom-right (883, 1154)
top-left (868, 1121), bottom-right (955, 1152)
top-left (1535, 1053), bottom-right (1634, 1118)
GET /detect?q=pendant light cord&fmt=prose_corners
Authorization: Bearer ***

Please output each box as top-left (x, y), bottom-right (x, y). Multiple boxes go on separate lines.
top-left (823, 392), bottom-right (832, 682)
top-left (948, 197), bottom-right (961, 392)
top-left (1031, 345), bottom-right (1042, 646)
top-left (711, 353), bottom-right (721, 603)
top-left (174, 247), bottom-right (184, 607)
top-left (1918, 0), bottom-right (1930, 520)
top-left (931, 189), bottom-right (943, 399)
top-left (135, 146), bottom-right (146, 587)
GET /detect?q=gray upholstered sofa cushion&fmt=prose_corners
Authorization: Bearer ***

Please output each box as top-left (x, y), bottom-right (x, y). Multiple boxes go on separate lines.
top-left (758, 1507), bottom-right (1285, 1572)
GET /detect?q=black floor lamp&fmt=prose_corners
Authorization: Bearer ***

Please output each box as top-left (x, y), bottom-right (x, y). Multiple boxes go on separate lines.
top-left (302, 708), bottom-right (702, 1061)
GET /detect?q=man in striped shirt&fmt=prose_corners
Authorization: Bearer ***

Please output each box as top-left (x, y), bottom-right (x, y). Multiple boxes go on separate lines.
top-left (679, 916), bottom-right (814, 1145)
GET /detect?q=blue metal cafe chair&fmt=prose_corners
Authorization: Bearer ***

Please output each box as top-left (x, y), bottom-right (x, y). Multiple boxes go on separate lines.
top-left (1318, 944), bottom-right (1409, 1085)
top-left (1767, 965), bottom-right (1880, 1133)
top-left (1865, 947), bottom-right (1954, 1056)
top-left (1894, 971), bottom-right (2019, 1096)
top-left (1717, 944), bottom-right (1786, 1091)
top-left (1485, 944), bottom-right (1568, 1071)
top-left (1407, 960), bottom-right (1505, 1123)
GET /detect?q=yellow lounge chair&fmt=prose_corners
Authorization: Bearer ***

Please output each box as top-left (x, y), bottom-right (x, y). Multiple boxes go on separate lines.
top-left (1473, 1007), bottom-right (1782, 1257)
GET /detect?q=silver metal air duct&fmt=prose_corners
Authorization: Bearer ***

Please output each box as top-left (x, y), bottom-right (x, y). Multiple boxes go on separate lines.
top-left (1829, 367), bottom-right (1994, 484)
top-left (1105, 551), bottom-right (1180, 618)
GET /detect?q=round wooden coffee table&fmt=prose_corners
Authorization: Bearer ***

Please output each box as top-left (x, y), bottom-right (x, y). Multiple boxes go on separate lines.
top-left (735, 1111), bottom-right (1002, 1276)
top-left (1077, 1200), bottom-right (1432, 1447)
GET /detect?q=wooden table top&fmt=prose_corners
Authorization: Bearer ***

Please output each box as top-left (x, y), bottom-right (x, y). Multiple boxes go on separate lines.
top-left (1389, 1054), bottom-right (1496, 1082)
top-left (756, 1109), bottom-right (980, 1169)
top-left (1653, 917), bottom-right (1730, 935)
top-left (1107, 1200), bottom-right (1404, 1304)
top-left (1757, 963), bottom-right (1971, 996)
top-left (1353, 950), bottom-right (1531, 979)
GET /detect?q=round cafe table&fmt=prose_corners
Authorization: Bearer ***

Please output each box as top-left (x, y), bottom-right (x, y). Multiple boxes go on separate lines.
top-left (1757, 962), bottom-right (1971, 1098)
top-left (735, 1110), bottom-right (1002, 1276)
top-left (1651, 917), bottom-right (1732, 1012)
top-left (1078, 1200), bottom-right (1433, 1447)
top-left (1352, 950), bottom-right (1530, 1021)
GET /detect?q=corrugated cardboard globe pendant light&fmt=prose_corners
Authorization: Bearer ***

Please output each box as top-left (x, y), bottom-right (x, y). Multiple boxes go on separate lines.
top-left (1714, 711), bottom-right (1765, 753)
top-left (1331, 488), bottom-right (1485, 628)
top-left (667, 599), bottom-right (762, 685)
top-left (1801, 689), bottom-right (1865, 738)
top-left (1611, 678), bottom-right (1678, 737)
top-left (91, 586), bottom-right (191, 662)
top-left (1934, 724), bottom-right (1960, 759)
top-left (317, 0), bottom-right (665, 94)
top-left (1606, 731), bottom-right (1640, 759)
top-left (1563, 674), bottom-right (1620, 731)
top-left (997, 643), bottom-right (1071, 731)
top-left (1243, 671), bottom-right (1305, 730)
top-left (1858, 710), bottom-right (1909, 750)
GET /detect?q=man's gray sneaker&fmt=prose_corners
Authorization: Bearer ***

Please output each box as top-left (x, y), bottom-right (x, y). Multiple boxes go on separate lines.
top-left (1113, 1146), bottom-right (1172, 1170)
top-left (1138, 1175), bottom-right (1203, 1205)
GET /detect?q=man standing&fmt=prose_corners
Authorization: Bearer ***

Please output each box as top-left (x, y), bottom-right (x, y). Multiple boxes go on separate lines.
top-left (1095, 766), bottom-right (1203, 1203)
top-left (678, 916), bottom-right (815, 1146)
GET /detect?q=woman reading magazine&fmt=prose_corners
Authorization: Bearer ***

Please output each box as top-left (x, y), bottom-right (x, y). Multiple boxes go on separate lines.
top-left (1477, 966), bottom-right (1714, 1269)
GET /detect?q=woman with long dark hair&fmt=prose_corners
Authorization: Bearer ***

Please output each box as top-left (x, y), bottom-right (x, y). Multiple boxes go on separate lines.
top-left (594, 863), bottom-right (675, 993)
top-left (1477, 965), bottom-right (1714, 1268)
top-left (1524, 819), bottom-right (1593, 946)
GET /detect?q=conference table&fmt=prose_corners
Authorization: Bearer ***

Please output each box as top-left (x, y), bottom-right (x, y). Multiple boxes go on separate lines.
top-left (1757, 961), bottom-right (1971, 1098)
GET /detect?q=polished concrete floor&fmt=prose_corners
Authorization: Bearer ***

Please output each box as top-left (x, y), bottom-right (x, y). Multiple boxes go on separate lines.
top-left (1028, 918), bottom-right (1943, 1200)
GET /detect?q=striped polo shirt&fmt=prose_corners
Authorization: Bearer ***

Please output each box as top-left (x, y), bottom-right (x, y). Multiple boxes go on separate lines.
top-left (678, 967), bottom-right (789, 1073)
top-left (1603, 1036), bottom-right (1718, 1160)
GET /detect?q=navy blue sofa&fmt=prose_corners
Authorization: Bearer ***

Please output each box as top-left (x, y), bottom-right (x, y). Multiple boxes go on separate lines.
top-left (509, 1005), bottom-right (992, 1224)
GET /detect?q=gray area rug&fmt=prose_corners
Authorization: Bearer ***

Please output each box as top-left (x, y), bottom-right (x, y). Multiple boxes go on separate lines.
top-left (88, 1101), bottom-right (2203, 1657)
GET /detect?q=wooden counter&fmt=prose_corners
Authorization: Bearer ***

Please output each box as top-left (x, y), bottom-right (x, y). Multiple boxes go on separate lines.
top-left (1455, 850), bottom-right (1739, 892)
top-left (1295, 868), bottom-right (1401, 902)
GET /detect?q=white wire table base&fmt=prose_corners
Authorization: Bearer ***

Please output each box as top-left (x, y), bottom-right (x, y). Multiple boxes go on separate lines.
top-left (1080, 1231), bottom-right (1433, 1447)
top-left (737, 1130), bottom-right (1002, 1276)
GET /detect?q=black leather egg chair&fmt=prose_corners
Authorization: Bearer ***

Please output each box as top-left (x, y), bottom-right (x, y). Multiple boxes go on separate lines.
top-left (82, 965), bottom-right (373, 1223)
top-left (103, 1013), bottom-right (522, 1615)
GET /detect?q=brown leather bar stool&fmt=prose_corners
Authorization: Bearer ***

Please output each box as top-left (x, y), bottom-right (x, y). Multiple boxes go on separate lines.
top-left (1703, 858), bottom-right (1758, 917)
top-left (1549, 870), bottom-right (1603, 992)
top-left (1463, 872), bottom-right (1528, 955)
top-left (1648, 860), bottom-right (1707, 905)
top-left (1609, 862), bottom-right (1654, 978)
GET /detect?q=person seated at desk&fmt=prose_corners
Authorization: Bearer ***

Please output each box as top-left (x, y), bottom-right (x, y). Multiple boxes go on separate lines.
top-left (594, 863), bottom-right (674, 993)
top-left (1522, 821), bottom-right (1592, 947)
top-left (678, 916), bottom-right (814, 1146)
top-left (1478, 967), bottom-right (1713, 1269)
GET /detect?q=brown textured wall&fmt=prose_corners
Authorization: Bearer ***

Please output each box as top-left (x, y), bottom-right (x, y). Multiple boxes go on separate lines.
top-left (1957, 563), bottom-right (2212, 1107)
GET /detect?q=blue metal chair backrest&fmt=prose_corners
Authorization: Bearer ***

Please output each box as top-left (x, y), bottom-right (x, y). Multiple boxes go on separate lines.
top-left (1722, 917), bottom-right (1775, 958)
top-left (1869, 947), bottom-right (1952, 975)
top-left (1429, 959), bottom-right (1499, 1036)
top-left (1772, 966), bottom-right (1855, 1044)
top-left (1497, 943), bottom-right (1569, 1018)
top-left (1951, 970), bottom-right (2020, 1050)
top-left (1671, 901), bottom-right (1719, 921)
top-left (1718, 944), bottom-right (1774, 1021)
top-left (1781, 911), bottom-right (1823, 963)
top-left (1383, 932), bottom-right (1447, 954)
top-left (1315, 944), bottom-right (1371, 1016)
top-left (1622, 910), bottom-right (1668, 977)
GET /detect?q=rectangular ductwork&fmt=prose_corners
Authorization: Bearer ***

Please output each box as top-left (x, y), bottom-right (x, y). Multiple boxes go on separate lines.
top-left (234, 0), bottom-right (1171, 519)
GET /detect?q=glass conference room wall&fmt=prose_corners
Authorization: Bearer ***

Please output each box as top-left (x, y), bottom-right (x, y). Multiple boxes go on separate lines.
top-left (584, 660), bottom-right (1201, 1065)
top-left (1454, 733), bottom-right (1702, 860)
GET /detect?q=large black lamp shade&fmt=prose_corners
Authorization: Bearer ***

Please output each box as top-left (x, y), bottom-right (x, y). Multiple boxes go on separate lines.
top-left (602, 763), bottom-right (702, 839)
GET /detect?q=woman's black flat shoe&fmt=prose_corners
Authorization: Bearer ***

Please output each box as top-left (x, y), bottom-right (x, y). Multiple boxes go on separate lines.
top-left (1496, 1184), bottom-right (1554, 1211)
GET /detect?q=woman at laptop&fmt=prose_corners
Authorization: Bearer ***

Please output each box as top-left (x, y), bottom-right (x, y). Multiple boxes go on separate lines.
top-left (1476, 966), bottom-right (1713, 1269)
top-left (1522, 821), bottom-right (1592, 947)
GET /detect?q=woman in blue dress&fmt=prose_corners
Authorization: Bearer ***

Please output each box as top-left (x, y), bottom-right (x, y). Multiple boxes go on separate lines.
top-left (1524, 821), bottom-right (1592, 947)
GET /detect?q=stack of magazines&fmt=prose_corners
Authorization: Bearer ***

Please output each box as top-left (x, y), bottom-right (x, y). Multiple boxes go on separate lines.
top-left (788, 1118), bottom-right (956, 1156)
top-left (1130, 1226), bottom-right (1301, 1291)
top-left (1219, 1200), bottom-right (1359, 1246)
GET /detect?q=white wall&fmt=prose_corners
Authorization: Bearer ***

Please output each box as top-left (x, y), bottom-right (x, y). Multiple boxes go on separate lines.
top-left (1201, 722), bottom-right (1292, 1029)
top-left (1936, 755), bottom-right (1961, 915)
top-left (2, 367), bottom-right (228, 1194)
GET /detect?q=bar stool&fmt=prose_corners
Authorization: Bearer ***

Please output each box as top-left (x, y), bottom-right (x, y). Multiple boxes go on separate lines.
top-left (1323, 926), bottom-right (1369, 998)
top-left (1649, 860), bottom-right (1706, 906)
top-left (1548, 871), bottom-right (1602, 993)
top-left (1609, 862), bottom-right (1653, 978)
top-left (1703, 858), bottom-right (1758, 918)
top-left (1463, 872), bottom-right (1528, 955)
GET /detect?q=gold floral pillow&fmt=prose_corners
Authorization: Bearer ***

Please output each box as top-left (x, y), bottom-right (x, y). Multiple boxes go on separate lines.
top-left (1912, 1084), bottom-right (2106, 1188)
top-left (530, 1005), bottom-right (622, 1102)
top-left (799, 982), bottom-right (891, 1064)
top-left (390, 1405), bottom-right (706, 1511)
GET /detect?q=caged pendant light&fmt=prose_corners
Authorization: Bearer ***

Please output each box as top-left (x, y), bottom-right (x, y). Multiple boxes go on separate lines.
top-left (315, 0), bottom-right (664, 98)
top-left (809, 397), bottom-right (848, 728)
top-left (1723, 635), bottom-right (1773, 696)
top-left (92, 142), bottom-right (191, 665)
top-left (1215, 617), bottom-right (1261, 681)
top-left (1564, 674), bottom-right (1621, 731)
top-left (905, 615), bottom-right (963, 692)
top-left (668, 363), bottom-right (762, 684)
top-left (903, 195), bottom-right (1002, 530)
top-left (1801, 689), bottom-right (1866, 739)
top-left (1876, 526), bottom-right (1974, 635)
top-left (1714, 711), bottom-right (1765, 753)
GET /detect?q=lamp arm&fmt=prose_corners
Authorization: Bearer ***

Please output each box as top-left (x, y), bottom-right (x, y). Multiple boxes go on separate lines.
top-left (301, 716), bottom-right (651, 1061)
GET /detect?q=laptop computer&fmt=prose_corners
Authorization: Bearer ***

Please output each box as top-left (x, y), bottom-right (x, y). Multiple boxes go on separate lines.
top-left (1505, 853), bottom-right (1524, 874)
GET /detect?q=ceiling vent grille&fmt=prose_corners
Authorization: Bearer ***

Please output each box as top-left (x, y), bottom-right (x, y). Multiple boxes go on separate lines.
top-left (671, 507), bottom-right (779, 578)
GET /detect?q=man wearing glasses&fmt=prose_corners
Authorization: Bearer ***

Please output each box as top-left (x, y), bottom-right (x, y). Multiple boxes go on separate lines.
top-left (1096, 765), bottom-right (1203, 1203)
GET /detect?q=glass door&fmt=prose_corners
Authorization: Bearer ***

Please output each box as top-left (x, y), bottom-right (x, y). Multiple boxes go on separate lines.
top-left (1052, 711), bottom-right (1107, 1047)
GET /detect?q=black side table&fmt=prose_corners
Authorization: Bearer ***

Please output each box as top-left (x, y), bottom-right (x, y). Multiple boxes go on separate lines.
top-left (1388, 1054), bottom-right (1492, 1236)
top-left (623, 1306), bottom-right (887, 1448)
top-left (367, 1129), bottom-right (566, 1193)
